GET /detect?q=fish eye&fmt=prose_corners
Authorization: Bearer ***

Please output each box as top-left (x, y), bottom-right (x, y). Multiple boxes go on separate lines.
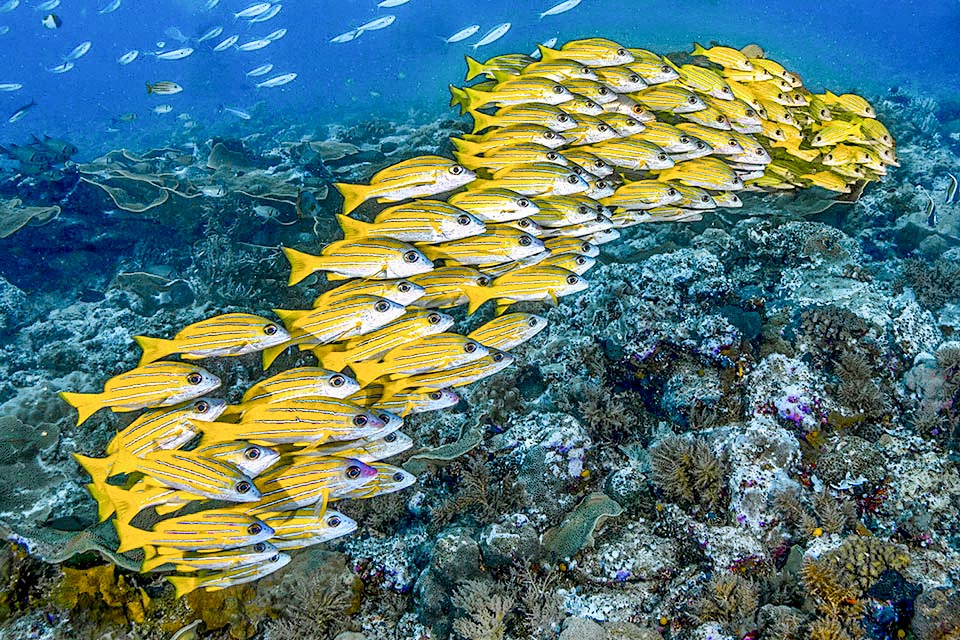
top-left (552, 85), bottom-right (564, 94)
top-left (815, 135), bottom-right (822, 142)
top-left (578, 205), bottom-right (589, 214)
top-left (236, 481), bottom-right (252, 494)
top-left (403, 250), bottom-right (420, 263)
top-left (746, 109), bottom-right (756, 117)
top-left (187, 373), bottom-right (203, 385)
top-left (629, 74), bottom-right (640, 83)
top-left (777, 93), bottom-right (784, 100)
top-left (457, 214), bottom-right (472, 225)
top-left (598, 87), bottom-right (609, 95)
top-left (518, 219), bottom-right (530, 227)
top-left (528, 317), bottom-right (538, 326)
top-left (519, 236), bottom-right (532, 246)
top-left (776, 129), bottom-right (783, 136)
top-left (733, 176), bottom-right (742, 184)
top-left (493, 352), bottom-right (504, 362)
top-left (477, 276), bottom-right (490, 286)
top-left (244, 447), bottom-right (261, 460)
top-left (392, 472), bottom-right (405, 482)
top-left (580, 67), bottom-right (590, 74)
top-left (566, 275), bottom-right (579, 285)
top-left (385, 432), bottom-right (398, 442)
top-left (581, 243), bottom-right (591, 252)
top-left (696, 141), bottom-right (706, 149)
top-left (617, 48), bottom-right (627, 56)
top-left (657, 153), bottom-right (667, 161)
top-left (545, 131), bottom-right (556, 139)
top-left (667, 188), bottom-right (677, 196)
top-left (586, 100), bottom-right (598, 109)
top-left (398, 282), bottom-right (412, 292)
top-left (428, 313), bottom-right (442, 324)
top-left (195, 401), bottom-right (210, 413)
top-left (784, 113), bottom-right (793, 121)
top-left (701, 196), bottom-right (710, 202)
top-left (449, 164), bottom-right (464, 175)
top-left (546, 152), bottom-right (558, 160)
top-left (722, 87), bottom-right (731, 94)
top-left (596, 181), bottom-right (608, 189)
top-left (626, 118), bottom-right (637, 126)
top-left (465, 342), bottom-right (478, 353)
top-left (269, 554), bottom-right (280, 563)
top-left (375, 300), bottom-right (391, 312)
top-left (517, 198), bottom-right (530, 207)
top-left (346, 465), bottom-right (362, 479)
top-left (755, 148), bottom-right (764, 155)
top-left (661, 65), bottom-right (671, 73)
top-left (679, 136), bottom-right (690, 144)
top-left (825, 154), bottom-right (833, 161)
top-left (263, 324), bottom-right (279, 335)
top-left (428, 391), bottom-right (442, 400)
top-left (566, 175), bottom-right (579, 184)
top-left (632, 106), bottom-right (644, 114)
top-left (716, 116), bottom-right (725, 123)
top-left (558, 114), bottom-right (569, 122)
top-left (331, 374), bottom-right (346, 387)
top-left (353, 415), bottom-right (368, 426)
top-left (576, 256), bottom-right (586, 265)
top-left (378, 413), bottom-right (391, 423)
top-left (598, 124), bottom-right (608, 132)
top-left (254, 543), bottom-right (267, 552)
top-left (327, 515), bottom-right (342, 527)
top-left (728, 139), bottom-right (737, 146)
top-left (248, 523), bottom-right (262, 535)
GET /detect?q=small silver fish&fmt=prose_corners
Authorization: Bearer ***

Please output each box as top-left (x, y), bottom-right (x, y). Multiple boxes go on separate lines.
top-left (7, 100), bottom-right (35, 123)
top-left (221, 106), bottom-right (251, 120)
top-left (248, 3), bottom-right (282, 23)
top-left (237, 38), bottom-right (271, 51)
top-left (213, 35), bottom-right (239, 51)
top-left (472, 22), bottom-right (510, 49)
top-left (48, 61), bottom-right (74, 74)
top-left (445, 25), bottom-right (479, 44)
top-left (99, 0), bottom-right (121, 14)
top-left (118, 50), bottom-right (139, 64)
top-left (265, 28), bottom-right (286, 41)
top-left (256, 72), bottom-right (296, 88)
top-left (155, 47), bottom-right (193, 60)
top-left (246, 63), bottom-right (273, 77)
top-left (65, 40), bottom-right (91, 61)
top-left (331, 29), bottom-right (359, 43)
top-left (234, 2), bottom-right (271, 19)
top-left (356, 15), bottom-right (396, 32)
top-left (197, 26), bottom-right (223, 43)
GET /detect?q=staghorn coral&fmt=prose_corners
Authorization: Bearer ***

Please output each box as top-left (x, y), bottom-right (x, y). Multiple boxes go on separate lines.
top-left (694, 573), bottom-right (759, 636)
top-left (649, 435), bottom-right (728, 514)
top-left (899, 258), bottom-right (960, 310)
top-left (775, 489), bottom-right (857, 538)
top-left (807, 617), bottom-right (854, 640)
top-left (265, 571), bottom-right (357, 640)
top-left (450, 579), bottom-right (514, 640)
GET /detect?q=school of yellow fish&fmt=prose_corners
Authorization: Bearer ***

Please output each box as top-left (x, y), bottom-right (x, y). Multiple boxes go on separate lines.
top-left (60, 38), bottom-right (897, 596)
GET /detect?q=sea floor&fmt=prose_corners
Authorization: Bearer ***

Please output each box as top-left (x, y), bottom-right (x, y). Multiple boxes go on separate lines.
top-left (0, 88), bottom-right (959, 639)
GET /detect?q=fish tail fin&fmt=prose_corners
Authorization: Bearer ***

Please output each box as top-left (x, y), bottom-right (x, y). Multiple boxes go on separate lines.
top-left (146, 82), bottom-right (154, 94)
top-left (133, 335), bottom-right (172, 366)
top-left (283, 247), bottom-right (321, 286)
top-left (450, 137), bottom-right (483, 156)
top-left (469, 110), bottom-right (493, 134)
top-left (139, 554), bottom-right (169, 573)
top-left (377, 379), bottom-right (411, 404)
top-left (271, 308), bottom-right (306, 325)
top-left (73, 452), bottom-right (114, 490)
top-left (219, 403), bottom-right (244, 419)
top-left (691, 42), bottom-right (707, 57)
top-left (93, 483), bottom-right (117, 522)
top-left (59, 391), bottom-right (104, 426)
top-left (464, 56), bottom-right (485, 81)
top-left (312, 345), bottom-right (347, 372)
top-left (489, 69), bottom-right (515, 83)
top-left (537, 44), bottom-right (559, 61)
top-left (463, 284), bottom-right (495, 315)
top-left (348, 360), bottom-right (382, 388)
top-left (109, 443), bottom-right (140, 476)
top-left (335, 213), bottom-right (372, 241)
top-left (110, 487), bottom-right (148, 524)
top-left (334, 181), bottom-right (370, 215)
top-left (449, 85), bottom-right (469, 111)
top-left (261, 342), bottom-right (289, 370)
top-left (166, 574), bottom-right (199, 598)
top-left (455, 153), bottom-right (483, 171)
top-left (113, 517), bottom-right (148, 554)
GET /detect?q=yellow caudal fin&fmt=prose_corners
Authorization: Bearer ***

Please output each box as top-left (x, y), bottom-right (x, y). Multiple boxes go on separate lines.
top-left (140, 553), bottom-right (173, 573)
top-left (335, 214), bottom-right (373, 241)
top-left (489, 69), bottom-right (515, 83)
top-left (349, 360), bottom-right (384, 388)
top-left (455, 153), bottom-right (484, 171)
top-left (271, 308), bottom-right (307, 325)
top-left (469, 110), bottom-right (494, 134)
top-left (166, 574), bottom-right (198, 599)
top-left (464, 55), bottom-right (485, 81)
top-left (495, 300), bottom-right (517, 316)
top-left (449, 137), bottom-right (485, 156)
top-left (334, 181), bottom-right (371, 215)
top-left (59, 391), bottom-right (104, 426)
top-left (537, 44), bottom-right (559, 62)
top-left (133, 335), bottom-right (173, 366)
top-left (114, 516), bottom-right (149, 554)
top-left (283, 247), bottom-right (323, 286)
top-left (262, 342), bottom-right (289, 370)
top-left (463, 284), bottom-right (495, 315)
top-left (218, 403), bottom-right (244, 419)
top-left (377, 378), bottom-right (411, 405)
top-left (449, 85), bottom-right (469, 111)
top-left (73, 453), bottom-right (115, 493)
top-left (91, 484), bottom-right (116, 522)
top-left (311, 345), bottom-right (348, 372)
top-left (109, 487), bottom-right (148, 524)
top-left (108, 442), bottom-right (142, 476)
top-left (691, 42), bottom-right (707, 57)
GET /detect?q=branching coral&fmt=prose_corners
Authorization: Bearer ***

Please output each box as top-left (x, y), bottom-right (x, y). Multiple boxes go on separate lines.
top-left (775, 489), bottom-right (857, 538)
top-left (265, 571), bottom-right (357, 640)
top-left (695, 573), bottom-right (759, 636)
top-left (450, 579), bottom-right (514, 640)
top-left (899, 258), bottom-right (960, 310)
top-left (649, 435), bottom-right (728, 514)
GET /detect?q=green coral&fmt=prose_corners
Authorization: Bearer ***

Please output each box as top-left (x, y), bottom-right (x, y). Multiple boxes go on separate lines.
top-left (541, 492), bottom-right (623, 560)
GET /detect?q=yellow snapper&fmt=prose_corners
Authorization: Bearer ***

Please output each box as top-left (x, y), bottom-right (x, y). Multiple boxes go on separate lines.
top-left (141, 541), bottom-right (281, 574)
top-left (447, 188), bottom-right (539, 223)
top-left (464, 53), bottom-right (534, 81)
top-left (364, 385), bottom-right (460, 416)
top-left (821, 91), bottom-right (875, 117)
top-left (632, 85), bottom-right (707, 114)
top-left (537, 252), bottom-right (596, 275)
top-left (335, 208), bottom-right (485, 245)
top-left (105, 397), bottom-right (225, 457)
top-left (235, 367), bottom-right (360, 411)
top-left (377, 350), bottom-right (514, 402)
top-left (543, 236), bottom-right (600, 257)
top-left (691, 43), bottom-right (754, 71)
top-left (199, 398), bottom-right (386, 447)
top-left (537, 38), bottom-right (634, 67)
top-left (452, 124), bottom-right (568, 155)
top-left (748, 57), bottom-right (793, 83)
top-left (336, 463), bottom-right (417, 499)
top-left (449, 76), bottom-right (573, 113)
top-left (809, 120), bottom-right (862, 147)
top-left (302, 430), bottom-right (414, 462)
top-left (711, 191), bottom-right (743, 208)
top-left (634, 121), bottom-right (706, 153)
top-left (672, 184), bottom-right (718, 210)
top-left (655, 156), bottom-right (744, 190)
top-left (562, 114), bottom-right (620, 146)
top-left (114, 509), bottom-right (273, 555)
top-left (597, 113), bottom-right (647, 136)
top-left (561, 95), bottom-right (606, 116)
top-left (407, 266), bottom-right (492, 308)
top-left (601, 180), bottom-right (683, 210)
top-left (312, 280), bottom-right (423, 310)
top-left (673, 63), bottom-right (734, 99)
top-left (627, 59), bottom-right (680, 85)
top-left (166, 552), bottom-right (291, 597)
top-left (560, 78), bottom-right (619, 104)
top-left (470, 103), bottom-right (577, 134)
top-left (561, 149), bottom-right (615, 177)
top-left (310, 309), bottom-right (455, 372)
top-left (531, 195), bottom-right (602, 227)
top-left (469, 163), bottom-right (589, 196)
top-left (467, 312), bottom-right (548, 351)
top-left (350, 332), bottom-right (489, 386)
top-left (856, 117), bottom-right (894, 147)
top-left (801, 170), bottom-right (852, 193)
top-left (60, 361), bottom-right (221, 426)
top-left (593, 65), bottom-right (648, 92)
top-left (463, 265), bottom-right (589, 314)
top-left (134, 313), bottom-right (288, 366)
top-left (700, 95), bottom-right (763, 131)
top-left (262, 509), bottom-right (357, 551)
top-left (193, 441), bottom-right (281, 478)
top-left (677, 104), bottom-right (732, 130)
top-left (582, 138), bottom-right (674, 171)
top-left (102, 482), bottom-right (195, 524)
top-left (419, 227), bottom-right (545, 265)
top-left (284, 238), bottom-right (433, 285)
top-left (456, 143), bottom-right (570, 174)
top-left (517, 58), bottom-right (599, 82)
top-left (247, 457), bottom-right (378, 512)
top-left (334, 155), bottom-right (475, 214)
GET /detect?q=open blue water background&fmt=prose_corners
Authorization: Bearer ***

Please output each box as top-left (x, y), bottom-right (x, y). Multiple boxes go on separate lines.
top-left (0, 0), bottom-right (957, 157)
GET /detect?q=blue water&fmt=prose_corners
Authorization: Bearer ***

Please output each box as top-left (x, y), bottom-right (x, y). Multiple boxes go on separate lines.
top-left (0, 0), bottom-right (958, 157)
